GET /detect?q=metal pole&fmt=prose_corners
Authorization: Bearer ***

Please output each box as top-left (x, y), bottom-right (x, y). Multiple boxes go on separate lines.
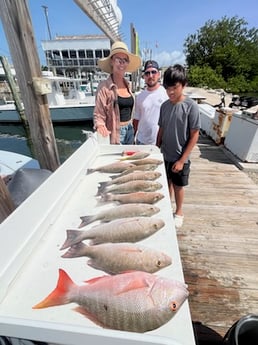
top-left (42, 5), bottom-right (52, 40)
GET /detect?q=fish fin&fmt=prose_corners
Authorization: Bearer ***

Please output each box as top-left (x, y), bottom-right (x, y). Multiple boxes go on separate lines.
top-left (96, 193), bottom-right (113, 205)
top-left (61, 242), bottom-right (87, 258)
top-left (86, 168), bottom-right (94, 175)
top-left (116, 276), bottom-right (149, 295)
top-left (32, 269), bottom-right (74, 309)
top-left (84, 275), bottom-right (110, 284)
top-left (95, 196), bottom-right (105, 205)
top-left (98, 181), bottom-right (108, 191)
top-left (109, 174), bottom-right (120, 180)
top-left (100, 193), bottom-right (112, 202)
top-left (60, 229), bottom-right (84, 250)
top-left (79, 215), bottom-right (93, 227)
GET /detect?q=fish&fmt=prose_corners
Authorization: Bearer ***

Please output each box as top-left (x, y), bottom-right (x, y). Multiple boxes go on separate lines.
top-left (60, 217), bottom-right (165, 249)
top-left (87, 161), bottom-right (136, 174)
top-left (33, 269), bottom-right (189, 333)
top-left (61, 242), bottom-right (172, 274)
top-left (131, 158), bottom-right (163, 166)
top-left (79, 203), bottom-right (160, 227)
top-left (97, 180), bottom-right (162, 195)
top-left (105, 170), bottom-right (162, 185)
top-left (116, 164), bottom-right (159, 177)
top-left (120, 151), bottom-right (150, 160)
top-left (100, 191), bottom-right (164, 204)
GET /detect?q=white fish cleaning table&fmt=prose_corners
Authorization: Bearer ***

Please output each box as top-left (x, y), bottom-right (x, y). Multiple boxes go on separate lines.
top-left (0, 135), bottom-right (196, 345)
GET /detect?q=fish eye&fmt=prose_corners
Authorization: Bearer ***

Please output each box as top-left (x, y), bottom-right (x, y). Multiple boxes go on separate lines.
top-left (157, 260), bottom-right (161, 267)
top-left (171, 301), bottom-right (177, 311)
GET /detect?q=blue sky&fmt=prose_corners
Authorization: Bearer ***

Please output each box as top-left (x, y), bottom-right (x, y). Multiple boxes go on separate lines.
top-left (0, 0), bottom-right (257, 67)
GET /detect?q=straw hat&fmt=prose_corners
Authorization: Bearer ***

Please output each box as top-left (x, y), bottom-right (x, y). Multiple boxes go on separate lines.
top-left (97, 41), bottom-right (141, 74)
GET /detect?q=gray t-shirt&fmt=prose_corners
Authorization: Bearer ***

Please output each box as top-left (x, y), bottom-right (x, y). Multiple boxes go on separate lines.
top-left (158, 96), bottom-right (200, 162)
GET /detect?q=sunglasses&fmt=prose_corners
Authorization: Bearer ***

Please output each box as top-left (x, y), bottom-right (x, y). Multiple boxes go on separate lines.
top-left (144, 70), bottom-right (158, 76)
top-left (113, 57), bottom-right (130, 64)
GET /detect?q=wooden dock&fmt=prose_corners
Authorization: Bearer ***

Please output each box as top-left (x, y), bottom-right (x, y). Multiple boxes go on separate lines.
top-left (177, 135), bottom-right (258, 337)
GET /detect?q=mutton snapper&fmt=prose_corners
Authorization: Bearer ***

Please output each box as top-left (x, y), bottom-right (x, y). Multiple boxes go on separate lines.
top-left (79, 203), bottom-right (160, 227)
top-left (87, 161), bottom-right (136, 174)
top-left (101, 171), bottom-right (162, 186)
top-left (116, 164), bottom-right (159, 177)
top-left (130, 158), bottom-right (163, 166)
top-left (100, 191), bottom-right (164, 205)
top-left (61, 242), bottom-right (172, 274)
top-left (97, 180), bottom-right (162, 195)
top-left (120, 151), bottom-right (150, 160)
top-left (60, 217), bottom-right (165, 249)
top-left (33, 269), bottom-right (189, 333)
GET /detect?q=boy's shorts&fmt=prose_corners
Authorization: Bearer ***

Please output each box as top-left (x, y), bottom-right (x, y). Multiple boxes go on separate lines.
top-left (165, 160), bottom-right (191, 187)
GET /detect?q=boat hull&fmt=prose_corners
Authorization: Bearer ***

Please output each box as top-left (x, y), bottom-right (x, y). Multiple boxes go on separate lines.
top-left (0, 104), bottom-right (94, 124)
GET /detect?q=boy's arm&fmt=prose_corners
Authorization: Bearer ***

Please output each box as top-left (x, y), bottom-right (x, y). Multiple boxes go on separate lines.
top-left (156, 127), bottom-right (163, 148)
top-left (180, 129), bottom-right (199, 163)
top-left (172, 129), bottom-right (199, 172)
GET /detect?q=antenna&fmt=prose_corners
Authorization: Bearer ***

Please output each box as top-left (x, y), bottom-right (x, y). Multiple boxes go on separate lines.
top-left (42, 5), bottom-right (52, 40)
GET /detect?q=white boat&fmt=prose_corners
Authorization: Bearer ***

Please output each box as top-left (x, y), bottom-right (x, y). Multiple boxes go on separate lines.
top-left (0, 135), bottom-right (195, 345)
top-left (0, 72), bottom-right (96, 124)
top-left (0, 150), bottom-right (39, 176)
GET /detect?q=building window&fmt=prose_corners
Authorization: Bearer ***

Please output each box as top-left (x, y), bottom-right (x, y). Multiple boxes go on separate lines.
top-left (53, 50), bottom-right (61, 59)
top-left (95, 50), bottom-right (102, 58)
top-left (78, 50), bottom-right (86, 58)
top-left (86, 50), bottom-right (93, 58)
top-left (103, 49), bottom-right (110, 57)
top-left (62, 50), bottom-right (69, 59)
top-left (46, 50), bottom-right (52, 59)
top-left (70, 50), bottom-right (77, 58)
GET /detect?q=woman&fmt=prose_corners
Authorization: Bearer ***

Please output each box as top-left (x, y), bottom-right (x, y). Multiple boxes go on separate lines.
top-left (93, 41), bottom-right (141, 144)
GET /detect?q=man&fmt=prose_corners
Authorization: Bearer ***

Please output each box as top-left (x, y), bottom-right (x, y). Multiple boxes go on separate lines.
top-left (133, 60), bottom-right (168, 145)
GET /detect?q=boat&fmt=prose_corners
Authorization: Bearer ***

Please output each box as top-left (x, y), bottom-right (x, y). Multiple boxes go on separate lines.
top-left (0, 150), bottom-right (40, 177)
top-left (0, 150), bottom-right (53, 209)
top-left (0, 72), bottom-right (96, 124)
top-left (0, 135), bottom-right (195, 345)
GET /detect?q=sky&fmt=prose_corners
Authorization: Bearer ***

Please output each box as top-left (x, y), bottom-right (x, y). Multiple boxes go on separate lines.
top-left (0, 0), bottom-right (257, 68)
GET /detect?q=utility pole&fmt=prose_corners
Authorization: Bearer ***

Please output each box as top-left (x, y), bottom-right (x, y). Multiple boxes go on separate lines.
top-left (42, 5), bottom-right (52, 40)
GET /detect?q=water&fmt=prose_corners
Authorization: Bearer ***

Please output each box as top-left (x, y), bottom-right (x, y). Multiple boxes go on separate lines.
top-left (0, 121), bottom-right (94, 163)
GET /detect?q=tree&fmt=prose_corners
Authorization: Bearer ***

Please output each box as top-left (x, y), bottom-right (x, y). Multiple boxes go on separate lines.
top-left (184, 16), bottom-right (258, 93)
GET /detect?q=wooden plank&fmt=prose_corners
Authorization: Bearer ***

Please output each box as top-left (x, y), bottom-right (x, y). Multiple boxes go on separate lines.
top-left (177, 136), bottom-right (258, 337)
top-left (0, 1), bottom-right (60, 170)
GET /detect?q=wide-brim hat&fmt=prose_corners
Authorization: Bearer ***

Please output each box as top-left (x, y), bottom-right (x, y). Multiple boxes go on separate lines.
top-left (97, 41), bottom-right (141, 74)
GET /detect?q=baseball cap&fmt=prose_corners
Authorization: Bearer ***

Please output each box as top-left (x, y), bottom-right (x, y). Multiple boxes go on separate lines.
top-left (143, 60), bottom-right (159, 72)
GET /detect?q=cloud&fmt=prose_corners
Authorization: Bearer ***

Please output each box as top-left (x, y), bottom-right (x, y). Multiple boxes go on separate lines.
top-left (153, 50), bottom-right (186, 68)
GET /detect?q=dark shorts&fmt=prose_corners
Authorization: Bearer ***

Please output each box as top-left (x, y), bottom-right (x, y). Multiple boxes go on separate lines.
top-left (165, 160), bottom-right (191, 187)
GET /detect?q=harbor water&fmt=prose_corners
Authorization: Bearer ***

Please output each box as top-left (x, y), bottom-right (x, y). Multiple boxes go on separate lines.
top-left (0, 121), bottom-right (94, 163)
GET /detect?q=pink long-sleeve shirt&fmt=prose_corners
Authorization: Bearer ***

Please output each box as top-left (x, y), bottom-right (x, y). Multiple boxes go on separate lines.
top-left (93, 75), bottom-right (134, 144)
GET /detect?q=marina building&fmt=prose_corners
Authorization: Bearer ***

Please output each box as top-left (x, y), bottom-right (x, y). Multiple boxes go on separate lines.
top-left (41, 35), bottom-right (111, 80)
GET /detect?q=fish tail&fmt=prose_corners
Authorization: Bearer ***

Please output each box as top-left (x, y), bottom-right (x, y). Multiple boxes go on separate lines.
top-left (60, 229), bottom-right (84, 250)
top-left (100, 193), bottom-right (112, 202)
top-left (86, 168), bottom-right (94, 175)
top-left (109, 174), bottom-right (119, 180)
top-left (96, 182), bottom-right (107, 195)
top-left (79, 215), bottom-right (93, 227)
top-left (32, 269), bottom-right (74, 309)
top-left (61, 242), bottom-right (87, 258)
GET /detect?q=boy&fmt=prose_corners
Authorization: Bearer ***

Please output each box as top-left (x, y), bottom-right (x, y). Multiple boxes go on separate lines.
top-left (156, 64), bottom-right (200, 228)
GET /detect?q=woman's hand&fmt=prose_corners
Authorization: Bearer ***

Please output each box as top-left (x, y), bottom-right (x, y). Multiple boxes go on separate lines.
top-left (96, 125), bottom-right (111, 137)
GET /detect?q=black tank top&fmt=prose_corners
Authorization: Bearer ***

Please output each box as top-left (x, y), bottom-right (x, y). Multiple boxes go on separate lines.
top-left (118, 95), bottom-right (134, 122)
